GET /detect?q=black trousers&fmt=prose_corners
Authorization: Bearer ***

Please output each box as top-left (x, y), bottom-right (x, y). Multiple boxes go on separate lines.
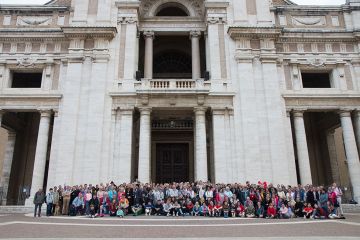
top-left (34, 203), bottom-right (42, 217)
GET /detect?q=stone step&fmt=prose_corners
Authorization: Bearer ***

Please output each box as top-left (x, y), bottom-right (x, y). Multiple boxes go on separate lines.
top-left (0, 204), bottom-right (359, 214)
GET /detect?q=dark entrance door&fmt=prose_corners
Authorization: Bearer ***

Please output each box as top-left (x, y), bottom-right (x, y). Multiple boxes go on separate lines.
top-left (156, 143), bottom-right (189, 183)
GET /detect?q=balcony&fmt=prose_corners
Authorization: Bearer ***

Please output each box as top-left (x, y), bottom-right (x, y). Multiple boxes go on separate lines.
top-left (134, 79), bottom-right (210, 94)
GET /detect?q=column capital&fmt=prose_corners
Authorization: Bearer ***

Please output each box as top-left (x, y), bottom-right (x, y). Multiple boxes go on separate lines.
top-left (190, 30), bottom-right (201, 39)
top-left (138, 107), bottom-right (152, 115)
top-left (212, 108), bottom-right (226, 115)
top-left (338, 108), bottom-right (352, 117)
top-left (353, 108), bottom-right (360, 116)
top-left (194, 106), bottom-right (207, 115)
top-left (119, 107), bottom-right (134, 116)
top-left (38, 109), bottom-right (52, 118)
top-left (143, 31), bottom-right (154, 39)
top-left (293, 109), bottom-right (306, 118)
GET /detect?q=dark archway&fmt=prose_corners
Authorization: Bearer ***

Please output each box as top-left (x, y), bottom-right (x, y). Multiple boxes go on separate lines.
top-left (156, 3), bottom-right (189, 16)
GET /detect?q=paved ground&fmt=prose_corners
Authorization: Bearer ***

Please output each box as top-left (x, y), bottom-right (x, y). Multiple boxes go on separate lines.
top-left (0, 213), bottom-right (359, 239)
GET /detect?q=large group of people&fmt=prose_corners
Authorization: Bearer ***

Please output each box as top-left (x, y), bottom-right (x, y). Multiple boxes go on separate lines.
top-left (33, 181), bottom-right (346, 220)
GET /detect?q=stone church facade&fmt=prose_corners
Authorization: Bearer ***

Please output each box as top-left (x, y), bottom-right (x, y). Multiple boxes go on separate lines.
top-left (0, 0), bottom-right (360, 205)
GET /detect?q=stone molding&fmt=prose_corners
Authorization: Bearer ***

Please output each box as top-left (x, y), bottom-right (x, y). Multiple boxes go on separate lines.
top-left (61, 27), bottom-right (117, 40)
top-left (228, 27), bottom-right (283, 40)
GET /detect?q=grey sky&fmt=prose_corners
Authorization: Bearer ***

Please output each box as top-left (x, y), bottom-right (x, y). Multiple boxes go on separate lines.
top-left (0, 0), bottom-right (347, 5)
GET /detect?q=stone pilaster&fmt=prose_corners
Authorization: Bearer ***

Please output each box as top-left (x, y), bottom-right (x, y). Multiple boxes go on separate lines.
top-left (212, 108), bottom-right (227, 183)
top-left (144, 31), bottom-right (154, 79)
top-left (293, 110), bottom-right (312, 185)
top-left (194, 107), bottom-right (208, 182)
top-left (0, 131), bottom-right (16, 205)
top-left (326, 130), bottom-right (341, 185)
top-left (138, 107), bottom-right (152, 183)
top-left (190, 31), bottom-right (201, 80)
top-left (118, 108), bottom-right (134, 183)
top-left (26, 110), bottom-right (52, 205)
top-left (339, 109), bottom-right (360, 203)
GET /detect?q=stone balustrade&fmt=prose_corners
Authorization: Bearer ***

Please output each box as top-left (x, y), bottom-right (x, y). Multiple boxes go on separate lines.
top-left (136, 79), bottom-right (209, 91)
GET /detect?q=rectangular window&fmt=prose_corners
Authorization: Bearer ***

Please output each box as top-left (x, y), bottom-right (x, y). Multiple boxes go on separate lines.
top-left (11, 72), bottom-right (42, 88)
top-left (301, 72), bottom-right (331, 88)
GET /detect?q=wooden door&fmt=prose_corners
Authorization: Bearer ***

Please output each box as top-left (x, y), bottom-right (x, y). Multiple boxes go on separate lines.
top-left (156, 143), bottom-right (189, 183)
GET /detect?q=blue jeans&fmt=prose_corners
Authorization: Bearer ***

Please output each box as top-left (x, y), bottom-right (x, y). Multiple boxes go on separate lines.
top-left (46, 203), bottom-right (53, 216)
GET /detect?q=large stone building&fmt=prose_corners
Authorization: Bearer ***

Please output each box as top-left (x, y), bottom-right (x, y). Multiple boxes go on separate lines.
top-left (0, 0), bottom-right (360, 205)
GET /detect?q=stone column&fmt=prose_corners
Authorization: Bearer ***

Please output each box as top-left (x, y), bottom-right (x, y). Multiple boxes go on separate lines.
top-left (286, 110), bottom-right (298, 186)
top-left (339, 110), bottom-right (360, 202)
top-left (118, 108), bottom-right (134, 183)
top-left (212, 109), bottom-right (227, 183)
top-left (326, 130), bottom-right (341, 184)
top-left (190, 31), bottom-right (201, 80)
top-left (0, 110), bottom-right (3, 126)
top-left (293, 110), bottom-right (312, 185)
top-left (138, 107), bottom-right (152, 183)
top-left (354, 109), bottom-right (360, 153)
top-left (194, 107), bottom-right (208, 182)
top-left (144, 31), bottom-right (154, 79)
top-left (0, 131), bottom-right (16, 205)
top-left (27, 110), bottom-right (52, 204)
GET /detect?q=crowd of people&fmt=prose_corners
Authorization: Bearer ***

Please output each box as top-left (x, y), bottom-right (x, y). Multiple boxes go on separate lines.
top-left (32, 181), bottom-right (346, 220)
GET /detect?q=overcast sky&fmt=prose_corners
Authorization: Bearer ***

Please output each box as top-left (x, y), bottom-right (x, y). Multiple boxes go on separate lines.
top-left (0, 0), bottom-right (347, 5)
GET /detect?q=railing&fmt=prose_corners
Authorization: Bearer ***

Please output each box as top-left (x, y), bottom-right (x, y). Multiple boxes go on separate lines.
top-left (135, 79), bottom-right (210, 91)
top-left (149, 79), bottom-right (196, 89)
top-left (152, 120), bottom-right (193, 130)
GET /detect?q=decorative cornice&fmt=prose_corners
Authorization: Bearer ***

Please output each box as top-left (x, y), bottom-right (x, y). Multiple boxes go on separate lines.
top-left (228, 27), bottom-right (283, 40)
top-left (61, 27), bottom-right (117, 39)
top-left (115, 1), bottom-right (141, 9)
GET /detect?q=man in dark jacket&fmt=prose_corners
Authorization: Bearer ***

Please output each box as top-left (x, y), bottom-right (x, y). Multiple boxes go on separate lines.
top-left (306, 187), bottom-right (316, 207)
top-left (33, 189), bottom-right (45, 217)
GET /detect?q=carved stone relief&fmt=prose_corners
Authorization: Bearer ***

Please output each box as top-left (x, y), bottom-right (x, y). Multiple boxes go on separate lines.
top-left (291, 16), bottom-right (326, 26)
top-left (17, 16), bottom-right (53, 26)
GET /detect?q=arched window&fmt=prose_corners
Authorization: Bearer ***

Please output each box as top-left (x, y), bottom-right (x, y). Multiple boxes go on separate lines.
top-left (155, 2), bottom-right (189, 17)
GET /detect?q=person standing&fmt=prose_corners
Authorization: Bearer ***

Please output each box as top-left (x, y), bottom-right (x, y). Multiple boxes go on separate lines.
top-left (332, 183), bottom-right (344, 216)
top-left (46, 188), bottom-right (54, 216)
top-left (33, 189), bottom-right (45, 217)
top-left (52, 186), bottom-right (60, 216)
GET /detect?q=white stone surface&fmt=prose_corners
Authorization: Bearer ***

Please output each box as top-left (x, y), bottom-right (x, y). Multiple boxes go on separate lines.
top-left (0, 132), bottom-right (16, 205)
top-left (339, 111), bottom-right (360, 203)
top-left (194, 107), bottom-right (208, 182)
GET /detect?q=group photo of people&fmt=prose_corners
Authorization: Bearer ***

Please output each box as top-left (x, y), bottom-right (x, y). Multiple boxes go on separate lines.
top-left (33, 181), bottom-right (346, 220)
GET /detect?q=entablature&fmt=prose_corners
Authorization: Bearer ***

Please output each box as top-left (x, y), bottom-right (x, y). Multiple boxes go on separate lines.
top-left (283, 93), bottom-right (360, 111)
top-left (228, 27), bottom-right (283, 40)
top-left (61, 27), bottom-right (118, 40)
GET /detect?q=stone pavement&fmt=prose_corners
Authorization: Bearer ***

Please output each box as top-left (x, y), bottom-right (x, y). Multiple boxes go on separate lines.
top-left (0, 213), bottom-right (359, 239)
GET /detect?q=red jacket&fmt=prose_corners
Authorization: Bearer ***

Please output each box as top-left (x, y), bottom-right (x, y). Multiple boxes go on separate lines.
top-left (267, 206), bottom-right (276, 216)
